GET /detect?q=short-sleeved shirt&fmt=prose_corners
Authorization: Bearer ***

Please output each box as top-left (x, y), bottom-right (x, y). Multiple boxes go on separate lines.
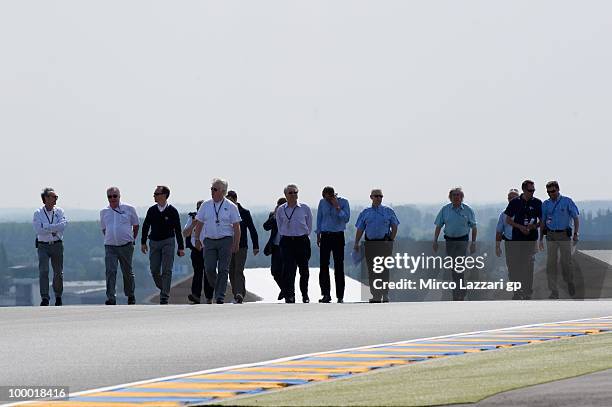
top-left (542, 195), bottom-right (579, 231)
top-left (504, 195), bottom-right (542, 241)
top-left (195, 198), bottom-right (241, 240)
top-left (100, 203), bottom-right (139, 246)
top-left (184, 217), bottom-right (205, 247)
top-left (276, 202), bottom-right (312, 237)
top-left (434, 203), bottom-right (477, 238)
top-left (496, 212), bottom-right (513, 240)
top-left (355, 205), bottom-right (400, 240)
top-left (315, 197), bottom-right (350, 234)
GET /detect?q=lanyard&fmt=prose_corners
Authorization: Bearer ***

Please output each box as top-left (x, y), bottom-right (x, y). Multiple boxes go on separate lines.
top-left (549, 197), bottom-right (562, 217)
top-left (43, 209), bottom-right (54, 224)
top-left (284, 205), bottom-right (297, 223)
top-left (111, 206), bottom-right (124, 215)
top-left (214, 199), bottom-right (225, 224)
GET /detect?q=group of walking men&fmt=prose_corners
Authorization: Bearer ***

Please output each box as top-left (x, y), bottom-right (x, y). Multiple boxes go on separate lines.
top-left (33, 178), bottom-right (578, 306)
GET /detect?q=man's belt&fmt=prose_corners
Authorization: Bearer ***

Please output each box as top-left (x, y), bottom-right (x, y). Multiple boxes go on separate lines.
top-left (38, 240), bottom-right (62, 245)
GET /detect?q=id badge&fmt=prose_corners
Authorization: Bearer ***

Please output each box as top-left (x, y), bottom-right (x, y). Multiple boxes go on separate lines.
top-left (546, 216), bottom-right (552, 226)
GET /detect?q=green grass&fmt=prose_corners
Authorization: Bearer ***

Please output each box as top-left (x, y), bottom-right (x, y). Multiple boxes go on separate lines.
top-left (216, 332), bottom-right (612, 406)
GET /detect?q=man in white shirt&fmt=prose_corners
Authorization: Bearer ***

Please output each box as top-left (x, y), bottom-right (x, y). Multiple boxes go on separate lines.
top-left (193, 178), bottom-right (241, 304)
top-left (100, 187), bottom-right (140, 305)
top-left (32, 187), bottom-right (67, 306)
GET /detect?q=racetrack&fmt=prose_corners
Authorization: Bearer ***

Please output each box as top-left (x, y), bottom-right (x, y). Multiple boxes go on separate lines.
top-left (2, 301), bottom-right (612, 393)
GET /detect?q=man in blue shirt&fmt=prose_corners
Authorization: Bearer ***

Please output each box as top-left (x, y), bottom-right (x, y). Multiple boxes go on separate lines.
top-left (316, 186), bottom-right (350, 303)
top-left (539, 181), bottom-right (580, 299)
top-left (354, 189), bottom-right (399, 303)
top-left (276, 184), bottom-right (313, 304)
top-left (504, 180), bottom-right (542, 300)
top-left (433, 187), bottom-right (478, 301)
top-left (495, 189), bottom-right (520, 290)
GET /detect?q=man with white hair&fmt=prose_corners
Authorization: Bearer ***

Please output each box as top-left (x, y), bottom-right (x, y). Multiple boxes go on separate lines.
top-left (100, 187), bottom-right (140, 305)
top-left (276, 184), bottom-right (313, 303)
top-left (193, 179), bottom-right (241, 304)
top-left (433, 187), bottom-right (478, 301)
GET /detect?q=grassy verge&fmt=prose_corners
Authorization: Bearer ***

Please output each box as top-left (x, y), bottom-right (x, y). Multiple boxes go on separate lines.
top-left (216, 332), bottom-right (612, 406)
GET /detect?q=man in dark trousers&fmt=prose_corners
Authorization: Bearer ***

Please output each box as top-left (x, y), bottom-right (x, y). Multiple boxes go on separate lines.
top-left (226, 190), bottom-right (259, 304)
top-left (504, 180), bottom-right (542, 300)
top-left (264, 197), bottom-right (287, 299)
top-left (316, 186), bottom-right (350, 303)
top-left (33, 187), bottom-right (68, 306)
top-left (141, 185), bottom-right (185, 304)
top-left (183, 200), bottom-right (214, 304)
top-left (276, 184), bottom-right (313, 303)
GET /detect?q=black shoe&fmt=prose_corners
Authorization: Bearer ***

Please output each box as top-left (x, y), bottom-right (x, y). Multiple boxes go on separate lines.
top-left (216, 299), bottom-right (224, 304)
top-left (568, 282), bottom-right (576, 297)
top-left (160, 299), bottom-right (169, 305)
top-left (512, 292), bottom-right (523, 300)
top-left (382, 296), bottom-right (390, 303)
top-left (105, 299), bottom-right (116, 305)
top-left (234, 294), bottom-right (244, 304)
top-left (55, 297), bottom-right (62, 306)
top-left (205, 298), bottom-right (213, 304)
top-left (369, 298), bottom-right (382, 303)
top-left (302, 295), bottom-right (310, 303)
top-left (318, 296), bottom-right (332, 303)
top-left (277, 291), bottom-right (284, 301)
top-left (285, 296), bottom-right (295, 303)
top-left (128, 296), bottom-right (136, 305)
top-left (337, 298), bottom-right (344, 303)
top-left (40, 298), bottom-right (49, 306)
top-left (549, 291), bottom-right (559, 299)
top-left (188, 294), bottom-right (201, 304)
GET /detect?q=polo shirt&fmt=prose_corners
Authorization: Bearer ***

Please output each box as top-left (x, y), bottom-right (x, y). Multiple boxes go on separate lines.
top-left (504, 195), bottom-right (542, 241)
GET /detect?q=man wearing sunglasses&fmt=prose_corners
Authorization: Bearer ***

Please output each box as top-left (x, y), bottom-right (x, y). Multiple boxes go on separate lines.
top-left (276, 184), bottom-right (313, 303)
top-left (100, 187), bottom-right (140, 305)
top-left (539, 181), bottom-right (579, 299)
top-left (193, 178), bottom-right (242, 304)
top-left (141, 185), bottom-right (185, 305)
top-left (504, 180), bottom-right (542, 300)
top-left (33, 187), bottom-right (68, 306)
top-left (354, 189), bottom-right (399, 303)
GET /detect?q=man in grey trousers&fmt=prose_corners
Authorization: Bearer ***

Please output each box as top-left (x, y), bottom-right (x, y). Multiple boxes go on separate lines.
top-left (193, 178), bottom-right (241, 304)
top-left (141, 185), bottom-right (185, 304)
top-left (33, 187), bottom-right (68, 306)
top-left (100, 187), bottom-right (140, 305)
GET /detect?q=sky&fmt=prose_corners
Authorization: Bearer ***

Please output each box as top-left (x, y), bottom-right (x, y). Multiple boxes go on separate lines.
top-left (1, 1), bottom-right (610, 211)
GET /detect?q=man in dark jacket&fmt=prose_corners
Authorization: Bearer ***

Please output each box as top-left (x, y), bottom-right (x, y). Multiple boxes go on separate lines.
top-left (141, 185), bottom-right (185, 304)
top-left (264, 197), bottom-right (287, 297)
top-left (226, 191), bottom-right (259, 303)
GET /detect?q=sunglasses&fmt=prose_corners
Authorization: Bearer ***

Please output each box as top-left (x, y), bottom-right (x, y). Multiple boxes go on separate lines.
top-left (210, 187), bottom-right (219, 192)
top-left (287, 191), bottom-right (298, 195)
top-left (48, 195), bottom-right (59, 199)
top-left (546, 189), bottom-right (557, 194)
top-left (371, 195), bottom-right (383, 198)
top-left (107, 195), bottom-right (119, 199)
top-left (153, 192), bottom-right (164, 196)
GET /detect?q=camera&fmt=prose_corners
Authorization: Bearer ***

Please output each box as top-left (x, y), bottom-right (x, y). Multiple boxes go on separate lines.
top-left (188, 212), bottom-right (197, 219)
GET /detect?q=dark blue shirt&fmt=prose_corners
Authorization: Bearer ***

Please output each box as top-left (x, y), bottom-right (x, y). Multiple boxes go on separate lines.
top-left (504, 195), bottom-right (542, 241)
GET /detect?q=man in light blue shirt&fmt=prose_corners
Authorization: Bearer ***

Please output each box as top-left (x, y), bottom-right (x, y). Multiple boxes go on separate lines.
top-left (432, 187), bottom-right (478, 301)
top-left (354, 189), bottom-right (399, 303)
top-left (539, 181), bottom-right (580, 299)
top-left (316, 186), bottom-right (350, 303)
top-left (276, 184), bottom-right (313, 303)
top-left (495, 189), bottom-right (520, 291)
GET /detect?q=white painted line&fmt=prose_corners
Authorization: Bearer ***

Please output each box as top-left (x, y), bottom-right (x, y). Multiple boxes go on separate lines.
top-left (4, 315), bottom-right (610, 407)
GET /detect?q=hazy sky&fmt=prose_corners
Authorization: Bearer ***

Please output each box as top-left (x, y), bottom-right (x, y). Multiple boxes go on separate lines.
top-left (1, 1), bottom-right (610, 210)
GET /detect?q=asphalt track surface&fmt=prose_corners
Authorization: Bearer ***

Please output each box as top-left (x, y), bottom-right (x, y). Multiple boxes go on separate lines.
top-left (2, 301), bottom-right (612, 394)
